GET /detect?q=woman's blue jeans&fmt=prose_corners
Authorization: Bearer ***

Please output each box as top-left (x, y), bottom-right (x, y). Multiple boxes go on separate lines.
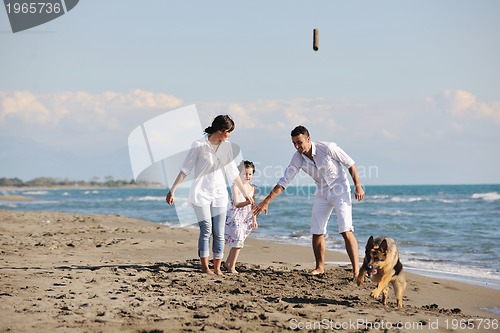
top-left (193, 204), bottom-right (226, 259)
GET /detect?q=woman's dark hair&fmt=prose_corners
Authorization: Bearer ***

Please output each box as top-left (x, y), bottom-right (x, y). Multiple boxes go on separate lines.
top-left (291, 125), bottom-right (309, 137)
top-left (204, 115), bottom-right (235, 134)
top-left (239, 160), bottom-right (255, 173)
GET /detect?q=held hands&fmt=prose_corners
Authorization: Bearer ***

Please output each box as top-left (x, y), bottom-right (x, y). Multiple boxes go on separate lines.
top-left (253, 200), bottom-right (269, 217)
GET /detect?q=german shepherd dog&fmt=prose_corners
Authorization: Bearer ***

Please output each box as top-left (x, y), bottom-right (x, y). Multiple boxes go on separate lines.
top-left (356, 236), bottom-right (407, 308)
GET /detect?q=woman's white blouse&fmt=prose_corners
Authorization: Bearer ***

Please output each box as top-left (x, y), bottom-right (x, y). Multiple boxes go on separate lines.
top-left (180, 135), bottom-right (240, 207)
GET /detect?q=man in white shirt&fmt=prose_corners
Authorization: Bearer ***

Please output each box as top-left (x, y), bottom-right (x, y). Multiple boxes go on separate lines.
top-left (253, 126), bottom-right (365, 278)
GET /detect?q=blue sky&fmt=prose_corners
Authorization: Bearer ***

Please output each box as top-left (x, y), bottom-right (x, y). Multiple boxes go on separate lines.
top-left (1, 0), bottom-right (499, 185)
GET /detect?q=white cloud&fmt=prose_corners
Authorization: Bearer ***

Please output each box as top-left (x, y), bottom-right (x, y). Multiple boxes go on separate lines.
top-left (9, 89), bottom-right (495, 156)
top-left (226, 103), bottom-right (256, 129)
top-left (2, 89), bottom-right (499, 184)
top-left (475, 102), bottom-right (500, 121)
top-left (0, 89), bottom-right (183, 130)
top-left (0, 89), bottom-right (184, 156)
top-left (0, 91), bottom-right (51, 124)
top-left (200, 98), bottom-right (360, 133)
top-left (429, 89), bottom-right (500, 124)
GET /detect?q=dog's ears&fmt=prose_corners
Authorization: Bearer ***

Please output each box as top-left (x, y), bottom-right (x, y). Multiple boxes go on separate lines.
top-left (380, 239), bottom-right (388, 253)
top-left (367, 236), bottom-right (374, 247)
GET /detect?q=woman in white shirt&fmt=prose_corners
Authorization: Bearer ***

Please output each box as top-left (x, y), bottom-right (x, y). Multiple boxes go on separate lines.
top-left (166, 115), bottom-right (253, 275)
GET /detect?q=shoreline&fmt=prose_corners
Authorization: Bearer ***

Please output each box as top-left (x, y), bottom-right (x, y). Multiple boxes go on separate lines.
top-left (404, 266), bottom-right (500, 292)
top-left (238, 233), bottom-right (500, 292)
top-left (2, 193), bottom-right (499, 291)
top-left (2, 189), bottom-right (499, 293)
top-left (1, 209), bottom-right (499, 332)
top-left (0, 184), bottom-right (163, 192)
top-left (0, 194), bottom-right (36, 202)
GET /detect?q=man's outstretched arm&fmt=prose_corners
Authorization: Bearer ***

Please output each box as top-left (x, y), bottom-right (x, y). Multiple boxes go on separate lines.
top-left (253, 184), bottom-right (284, 216)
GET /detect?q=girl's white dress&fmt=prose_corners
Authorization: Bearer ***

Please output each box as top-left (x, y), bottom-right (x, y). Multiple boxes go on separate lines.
top-left (224, 184), bottom-right (256, 248)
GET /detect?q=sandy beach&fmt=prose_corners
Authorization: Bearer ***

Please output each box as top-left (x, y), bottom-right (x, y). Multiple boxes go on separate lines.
top-left (0, 209), bottom-right (499, 333)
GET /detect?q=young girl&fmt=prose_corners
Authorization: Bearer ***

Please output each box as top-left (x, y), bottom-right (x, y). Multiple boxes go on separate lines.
top-left (224, 160), bottom-right (258, 273)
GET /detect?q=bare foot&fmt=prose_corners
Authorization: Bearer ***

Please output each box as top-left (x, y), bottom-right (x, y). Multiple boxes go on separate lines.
top-left (214, 269), bottom-right (224, 276)
top-left (310, 268), bottom-right (324, 275)
top-left (223, 262), bottom-right (238, 274)
top-left (202, 268), bottom-right (214, 275)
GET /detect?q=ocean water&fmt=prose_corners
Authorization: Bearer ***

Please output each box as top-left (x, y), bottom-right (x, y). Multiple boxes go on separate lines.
top-left (1, 184), bottom-right (499, 289)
